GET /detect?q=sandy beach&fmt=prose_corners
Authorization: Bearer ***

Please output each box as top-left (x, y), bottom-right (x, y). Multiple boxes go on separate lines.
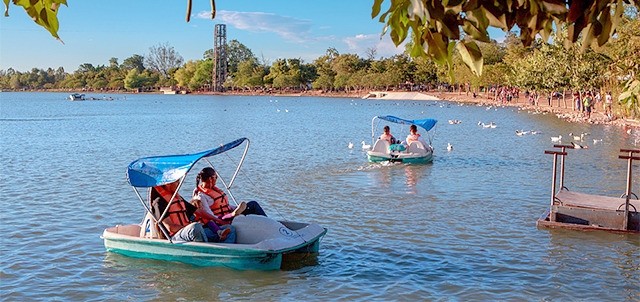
top-left (214, 89), bottom-right (639, 128)
top-left (432, 91), bottom-right (640, 128)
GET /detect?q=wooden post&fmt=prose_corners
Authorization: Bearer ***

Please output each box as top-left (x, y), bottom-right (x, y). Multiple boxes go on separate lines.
top-left (545, 150), bottom-right (568, 221)
top-left (618, 149), bottom-right (640, 230)
top-left (554, 144), bottom-right (574, 190)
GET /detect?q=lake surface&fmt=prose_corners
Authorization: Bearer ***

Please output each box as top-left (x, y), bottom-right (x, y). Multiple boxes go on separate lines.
top-left (1, 92), bottom-right (638, 301)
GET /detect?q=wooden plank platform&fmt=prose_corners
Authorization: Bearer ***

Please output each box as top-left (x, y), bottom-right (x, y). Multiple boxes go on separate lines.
top-left (537, 218), bottom-right (638, 233)
top-left (555, 190), bottom-right (640, 211)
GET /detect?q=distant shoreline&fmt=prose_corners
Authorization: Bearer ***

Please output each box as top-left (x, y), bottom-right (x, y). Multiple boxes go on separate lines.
top-left (5, 89), bottom-right (638, 128)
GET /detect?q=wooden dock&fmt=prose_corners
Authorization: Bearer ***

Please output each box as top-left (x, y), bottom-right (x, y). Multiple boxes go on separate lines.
top-left (537, 147), bottom-right (640, 233)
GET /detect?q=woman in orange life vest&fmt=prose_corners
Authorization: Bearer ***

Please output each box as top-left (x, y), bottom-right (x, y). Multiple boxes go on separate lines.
top-left (405, 124), bottom-right (427, 146)
top-left (379, 125), bottom-right (397, 144)
top-left (152, 181), bottom-right (231, 242)
top-left (150, 181), bottom-right (208, 242)
top-left (193, 167), bottom-right (267, 224)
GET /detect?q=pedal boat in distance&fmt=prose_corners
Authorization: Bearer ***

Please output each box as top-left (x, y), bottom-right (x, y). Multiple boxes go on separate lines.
top-left (366, 115), bottom-right (437, 164)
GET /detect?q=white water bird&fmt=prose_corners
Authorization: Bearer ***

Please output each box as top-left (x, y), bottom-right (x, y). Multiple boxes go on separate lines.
top-left (285, 109), bottom-right (289, 113)
top-left (348, 142), bottom-right (354, 149)
top-left (516, 130), bottom-right (526, 136)
top-left (593, 138), bottom-right (603, 144)
top-left (571, 141), bottom-right (588, 149)
top-left (447, 143), bottom-right (453, 152)
top-left (361, 141), bottom-right (371, 150)
top-left (551, 135), bottom-right (562, 142)
top-left (572, 133), bottom-right (585, 141)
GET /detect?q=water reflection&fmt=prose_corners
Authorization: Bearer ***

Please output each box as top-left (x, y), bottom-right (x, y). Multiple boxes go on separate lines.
top-left (368, 162), bottom-right (432, 194)
top-left (404, 164), bottom-right (430, 194)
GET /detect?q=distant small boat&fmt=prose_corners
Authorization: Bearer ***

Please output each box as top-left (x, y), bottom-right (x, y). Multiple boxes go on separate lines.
top-left (69, 93), bottom-right (85, 101)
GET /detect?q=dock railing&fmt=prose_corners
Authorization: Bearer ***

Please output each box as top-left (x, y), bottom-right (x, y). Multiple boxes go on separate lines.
top-left (619, 149), bottom-right (639, 231)
top-left (544, 144), bottom-right (572, 222)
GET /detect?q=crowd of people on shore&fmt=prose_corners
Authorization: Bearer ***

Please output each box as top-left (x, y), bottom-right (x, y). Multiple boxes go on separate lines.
top-left (446, 85), bottom-right (624, 125)
top-left (570, 90), bottom-right (614, 120)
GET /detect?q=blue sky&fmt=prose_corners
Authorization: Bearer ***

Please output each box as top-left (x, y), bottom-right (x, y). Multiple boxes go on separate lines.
top-left (0, 1), bottom-right (505, 73)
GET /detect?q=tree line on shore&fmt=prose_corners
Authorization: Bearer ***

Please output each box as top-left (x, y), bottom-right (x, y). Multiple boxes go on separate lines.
top-left (1, 11), bottom-right (637, 118)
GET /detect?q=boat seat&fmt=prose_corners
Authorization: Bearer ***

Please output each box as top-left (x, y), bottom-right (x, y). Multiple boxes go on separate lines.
top-left (406, 141), bottom-right (426, 154)
top-left (371, 139), bottom-right (390, 154)
top-left (138, 189), bottom-right (168, 239)
top-left (232, 215), bottom-right (296, 244)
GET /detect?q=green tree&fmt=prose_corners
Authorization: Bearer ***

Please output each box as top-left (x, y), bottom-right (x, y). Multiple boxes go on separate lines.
top-left (190, 59), bottom-right (213, 90)
top-left (174, 60), bottom-right (198, 88)
top-left (233, 58), bottom-right (266, 89)
top-left (124, 69), bottom-right (156, 90)
top-left (312, 48), bottom-right (339, 91)
top-left (332, 54), bottom-right (364, 91)
top-left (226, 39), bottom-right (255, 76)
top-left (121, 54), bottom-right (145, 72)
top-left (413, 57), bottom-right (438, 86)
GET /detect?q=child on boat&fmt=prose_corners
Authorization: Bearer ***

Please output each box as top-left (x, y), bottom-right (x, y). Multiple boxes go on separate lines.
top-left (379, 125), bottom-right (397, 144)
top-left (191, 167), bottom-right (267, 242)
top-left (405, 124), bottom-right (427, 147)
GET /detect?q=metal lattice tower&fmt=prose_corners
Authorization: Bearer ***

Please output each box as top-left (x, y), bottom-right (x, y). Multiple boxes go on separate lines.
top-left (212, 24), bottom-right (227, 92)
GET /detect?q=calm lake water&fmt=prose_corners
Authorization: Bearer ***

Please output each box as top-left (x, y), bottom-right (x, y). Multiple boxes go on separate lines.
top-left (1, 92), bottom-right (638, 301)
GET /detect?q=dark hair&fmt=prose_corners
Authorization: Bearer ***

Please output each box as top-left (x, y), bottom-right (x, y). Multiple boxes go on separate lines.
top-left (383, 125), bottom-right (390, 132)
top-left (410, 125), bottom-right (417, 132)
top-left (196, 167), bottom-right (216, 187)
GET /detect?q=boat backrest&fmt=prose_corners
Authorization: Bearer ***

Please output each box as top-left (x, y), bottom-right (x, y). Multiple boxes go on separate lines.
top-left (371, 139), bottom-right (390, 153)
top-left (232, 215), bottom-right (293, 244)
top-left (407, 141), bottom-right (426, 153)
top-left (140, 187), bottom-right (168, 239)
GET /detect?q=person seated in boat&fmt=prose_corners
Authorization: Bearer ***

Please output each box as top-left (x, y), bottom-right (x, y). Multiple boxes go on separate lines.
top-left (193, 167), bottom-right (267, 225)
top-left (189, 196), bottom-right (235, 243)
top-left (379, 125), bottom-right (397, 144)
top-left (405, 124), bottom-right (427, 147)
top-left (151, 181), bottom-right (209, 242)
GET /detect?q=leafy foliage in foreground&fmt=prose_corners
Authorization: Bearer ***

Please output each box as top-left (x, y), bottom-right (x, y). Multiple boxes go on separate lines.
top-left (3, 0), bottom-right (66, 41)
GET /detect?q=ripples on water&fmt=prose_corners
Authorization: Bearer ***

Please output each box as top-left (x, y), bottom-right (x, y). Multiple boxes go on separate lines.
top-left (1, 92), bottom-right (638, 301)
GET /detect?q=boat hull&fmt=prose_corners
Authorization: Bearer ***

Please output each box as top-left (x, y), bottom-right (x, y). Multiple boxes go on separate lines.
top-left (367, 152), bottom-right (433, 164)
top-left (102, 220), bottom-right (326, 270)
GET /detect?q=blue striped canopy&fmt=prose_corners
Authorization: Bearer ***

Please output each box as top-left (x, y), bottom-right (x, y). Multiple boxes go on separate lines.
top-left (126, 138), bottom-right (247, 188)
top-left (377, 115), bottom-right (438, 131)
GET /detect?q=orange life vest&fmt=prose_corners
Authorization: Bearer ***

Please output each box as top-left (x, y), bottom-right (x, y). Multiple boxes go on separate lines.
top-left (198, 186), bottom-right (232, 217)
top-left (154, 185), bottom-right (191, 235)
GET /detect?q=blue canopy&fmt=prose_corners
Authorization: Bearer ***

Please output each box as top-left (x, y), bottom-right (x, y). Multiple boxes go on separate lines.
top-left (377, 115), bottom-right (438, 131)
top-left (126, 138), bottom-right (247, 188)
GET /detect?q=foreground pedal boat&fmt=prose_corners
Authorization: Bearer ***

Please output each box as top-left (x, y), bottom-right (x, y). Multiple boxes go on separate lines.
top-left (102, 138), bottom-right (327, 270)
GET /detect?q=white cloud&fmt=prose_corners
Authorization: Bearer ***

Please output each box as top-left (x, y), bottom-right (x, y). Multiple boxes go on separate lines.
top-left (197, 10), bottom-right (311, 43)
top-left (343, 33), bottom-right (405, 59)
